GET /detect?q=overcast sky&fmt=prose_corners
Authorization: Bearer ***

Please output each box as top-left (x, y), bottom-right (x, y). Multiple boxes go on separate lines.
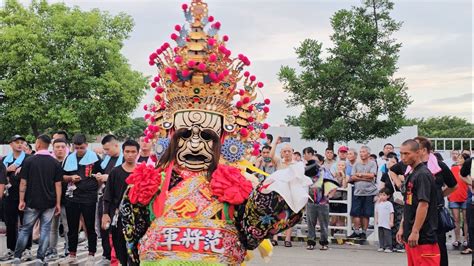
top-left (16, 0), bottom-right (474, 125)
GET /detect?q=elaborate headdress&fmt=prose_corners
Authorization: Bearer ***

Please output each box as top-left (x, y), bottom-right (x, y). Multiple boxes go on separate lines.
top-left (143, 0), bottom-right (271, 164)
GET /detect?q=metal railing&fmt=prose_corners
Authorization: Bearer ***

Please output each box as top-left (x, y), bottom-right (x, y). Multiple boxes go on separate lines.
top-left (430, 138), bottom-right (474, 151)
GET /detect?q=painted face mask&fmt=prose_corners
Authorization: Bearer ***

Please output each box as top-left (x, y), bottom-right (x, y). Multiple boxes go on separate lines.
top-left (174, 110), bottom-right (222, 171)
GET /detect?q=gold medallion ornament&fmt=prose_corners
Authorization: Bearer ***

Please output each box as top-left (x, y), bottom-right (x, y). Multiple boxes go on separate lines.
top-left (142, 0), bottom-right (271, 163)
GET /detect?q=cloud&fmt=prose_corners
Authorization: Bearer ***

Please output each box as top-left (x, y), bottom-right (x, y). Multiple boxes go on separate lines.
top-left (429, 93), bottom-right (473, 104)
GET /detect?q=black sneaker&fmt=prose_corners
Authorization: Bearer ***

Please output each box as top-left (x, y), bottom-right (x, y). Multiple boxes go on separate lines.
top-left (348, 232), bottom-right (360, 239)
top-left (359, 232), bottom-right (367, 240)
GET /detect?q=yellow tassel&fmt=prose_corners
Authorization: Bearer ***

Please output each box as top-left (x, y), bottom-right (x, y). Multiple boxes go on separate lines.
top-left (244, 250), bottom-right (254, 262)
top-left (257, 239), bottom-right (273, 263)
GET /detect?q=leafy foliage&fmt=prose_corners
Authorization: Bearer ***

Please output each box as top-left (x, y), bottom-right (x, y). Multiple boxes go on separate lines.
top-left (0, 0), bottom-right (148, 142)
top-left (279, 0), bottom-right (411, 149)
top-left (403, 116), bottom-right (474, 138)
top-left (114, 117), bottom-right (147, 141)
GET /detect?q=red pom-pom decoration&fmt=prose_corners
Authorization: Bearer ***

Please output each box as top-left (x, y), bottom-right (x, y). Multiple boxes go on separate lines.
top-left (218, 45), bottom-right (227, 54)
top-left (239, 89), bottom-right (245, 96)
top-left (250, 75), bottom-right (256, 82)
top-left (175, 25), bottom-right (181, 31)
top-left (209, 54), bottom-right (217, 62)
top-left (153, 76), bottom-right (160, 82)
top-left (264, 98), bottom-right (271, 105)
top-left (175, 56), bottom-right (183, 64)
top-left (218, 72), bottom-right (225, 81)
top-left (212, 22), bottom-right (221, 29)
top-left (144, 113), bottom-right (150, 119)
top-left (244, 71), bottom-right (250, 77)
top-left (154, 95), bottom-right (162, 101)
top-left (208, 15), bottom-right (214, 22)
top-left (143, 105), bottom-right (148, 111)
top-left (198, 62), bottom-right (207, 71)
top-left (149, 53), bottom-right (157, 60)
top-left (260, 132), bottom-right (267, 139)
top-left (253, 143), bottom-right (260, 149)
top-left (171, 33), bottom-right (178, 40)
top-left (257, 82), bottom-right (264, 88)
top-left (236, 101), bottom-right (243, 108)
top-left (209, 72), bottom-right (218, 81)
top-left (182, 3), bottom-right (188, 10)
top-left (156, 48), bottom-right (163, 54)
top-left (252, 149), bottom-right (260, 156)
top-left (263, 123), bottom-right (269, 129)
top-left (224, 50), bottom-right (231, 57)
top-left (144, 137), bottom-right (149, 143)
top-left (156, 87), bottom-right (164, 93)
top-left (187, 60), bottom-right (196, 68)
top-left (223, 69), bottom-right (230, 76)
top-left (163, 42), bottom-right (170, 49)
top-left (263, 106), bottom-right (270, 113)
top-left (150, 82), bottom-right (157, 88)
top-left (240, 128), bottom-right (248, 137)
top-left (148, 60), bottom-right (155, 66)
top-left (208, 38), bottom-right (216, 46)
top-left (248, 117), bottom-right (254, 122)
top-left (182, 69), bottom-right (190, 77)
top-left (242, 97), bottom-right (250, 104)
top-left (149, 116), bottom-right (156, 122)
top-left (248, 105), bottom-right (254, 111)
top-left (223, 35), bottom-right (229, 42)
top-left (248, 125), bottom-right (254, 131)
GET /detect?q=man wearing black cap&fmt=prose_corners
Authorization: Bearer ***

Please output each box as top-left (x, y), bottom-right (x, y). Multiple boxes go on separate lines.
top-left (0, 135), bottom-right (33, 261)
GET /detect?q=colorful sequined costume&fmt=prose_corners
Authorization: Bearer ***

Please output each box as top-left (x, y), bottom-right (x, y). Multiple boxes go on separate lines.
top-left (120, 1), bottom-right (310, 265)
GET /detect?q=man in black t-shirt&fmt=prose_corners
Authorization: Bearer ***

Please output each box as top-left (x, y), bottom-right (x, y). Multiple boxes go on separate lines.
top-left (414, 136), bottom-right (457, 266)
top-left (60, 134), bottom-right (101, 265)
top-left (95, 134), bottom-right (123, 263)
top-left (0, 135), bottom-right (33, 261)
top-left (102, 139), bottom-right (140, 265)
top-left (138, 135), bottom-right (153, 163)
top-left (396, 139), bottom-right (440, 266)
top-left (11, 135), bottom-right (62, 264)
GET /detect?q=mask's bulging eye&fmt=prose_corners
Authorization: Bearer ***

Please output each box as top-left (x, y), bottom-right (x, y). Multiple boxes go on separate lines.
top-left (200, 130), bottom-right (214, 141)
top-left (181, 129), bottom-right (192, 139)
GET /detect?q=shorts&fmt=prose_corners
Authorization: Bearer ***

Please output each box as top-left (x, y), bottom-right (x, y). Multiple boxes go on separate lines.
top-left (405, 243), bottom-right (440, 266)
top-left (448, 201), bottom-right (467, 209)
top-left (350, 195), bottom-right (375, 218)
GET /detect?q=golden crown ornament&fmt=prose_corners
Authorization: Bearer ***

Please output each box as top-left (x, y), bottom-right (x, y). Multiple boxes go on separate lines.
top-left (143, 0), bottom-right (271, 162)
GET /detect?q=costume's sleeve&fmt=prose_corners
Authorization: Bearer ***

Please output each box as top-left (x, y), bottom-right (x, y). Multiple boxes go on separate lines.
top-left (235, 184), bottom-right (303, 250)
top-left (120, 186), bottom-right (151, 264)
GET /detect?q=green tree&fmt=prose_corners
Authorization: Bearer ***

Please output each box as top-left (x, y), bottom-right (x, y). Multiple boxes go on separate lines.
top-left (403, 116), bottom-right (474, 138)
top-left (0, 0), bottom-right (148, 142)
top-left (114, 117), bottom-right (147, 141)
top-left (279, 0), bottom-right (411, 149)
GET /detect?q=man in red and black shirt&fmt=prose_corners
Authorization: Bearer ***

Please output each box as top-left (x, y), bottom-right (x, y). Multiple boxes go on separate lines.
top-left (396, 139), bottom-right (440, 266)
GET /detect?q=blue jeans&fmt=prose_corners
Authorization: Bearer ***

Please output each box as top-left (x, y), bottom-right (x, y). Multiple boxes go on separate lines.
top-left (14, 207), bottom-right (55, 260)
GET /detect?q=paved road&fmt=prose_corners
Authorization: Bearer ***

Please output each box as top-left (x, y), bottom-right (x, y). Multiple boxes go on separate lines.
top-left (247, 242), bottom-right (472, 266)
top-left (0, 235), bottom-right (472, 265)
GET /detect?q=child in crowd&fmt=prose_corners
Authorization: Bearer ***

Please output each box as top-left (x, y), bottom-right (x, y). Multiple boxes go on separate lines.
top-left (330, 161), bottom-right (348, 228)
top-left (375, 188), bottom-right (394, 253)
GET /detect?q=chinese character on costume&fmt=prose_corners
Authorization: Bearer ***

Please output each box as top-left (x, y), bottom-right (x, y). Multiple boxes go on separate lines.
top-left (119, 1), bottom-right (312, 265)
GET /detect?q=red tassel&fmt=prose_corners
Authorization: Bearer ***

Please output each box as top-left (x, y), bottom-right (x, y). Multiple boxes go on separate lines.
top-left (153, 161), bottom-right (174, 218)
